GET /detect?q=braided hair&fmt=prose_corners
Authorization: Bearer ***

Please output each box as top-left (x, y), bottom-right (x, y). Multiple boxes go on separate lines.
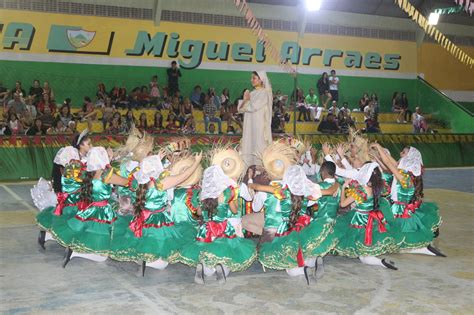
top-left (133, 183), bottom-right (148, 217)
top-left (79, 171), bottom-right (94, 204)
top-left (368, 166), bottom-right (383, 210)
top-left (289, 193), bottom-right (304, 230)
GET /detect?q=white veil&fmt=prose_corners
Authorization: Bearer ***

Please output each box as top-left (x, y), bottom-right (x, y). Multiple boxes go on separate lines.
top-left (256, 70), bottom-right (273, 144)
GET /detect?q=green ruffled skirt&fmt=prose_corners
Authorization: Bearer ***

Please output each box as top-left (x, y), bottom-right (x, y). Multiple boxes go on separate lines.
top-left (258, 230), bottom-right (302, 270)
top-left (110, 212), bottom-right (196, 263)
top-left (179, 220), bottom-right (257, 272)
top-left (51, 204), bottom-right (116, 255)
top-left (299, 218), bottom-right (338, 258)
top-left (36, 204), bottom-right (78, 231)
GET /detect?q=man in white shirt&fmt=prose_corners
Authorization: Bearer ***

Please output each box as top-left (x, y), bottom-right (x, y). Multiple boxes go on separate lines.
top-left (328, 70), bottom-right (339, 102)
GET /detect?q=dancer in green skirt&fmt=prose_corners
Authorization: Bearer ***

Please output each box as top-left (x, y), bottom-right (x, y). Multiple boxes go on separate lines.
top-left (333, 162), bottom-right (400, 270)
top-left (371, 144), bottom-right (445, 257)
top-left (109, 153), bottom-right (202, 274)
top-left (51, 146), bottom-right (132, 267)
top-left (180, 165), bottom-right (257, 285)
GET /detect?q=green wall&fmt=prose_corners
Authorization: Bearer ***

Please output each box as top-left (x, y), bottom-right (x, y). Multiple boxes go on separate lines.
top-left (0, 60), bottom-right (415, 112)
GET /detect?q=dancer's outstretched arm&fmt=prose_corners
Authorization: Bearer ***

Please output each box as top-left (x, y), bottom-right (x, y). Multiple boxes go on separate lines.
top-left (160, 152), bottom-right (203, 190)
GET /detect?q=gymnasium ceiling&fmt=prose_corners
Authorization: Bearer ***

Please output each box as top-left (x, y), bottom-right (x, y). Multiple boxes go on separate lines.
top-left (248, 0), bottom-right (474, 26)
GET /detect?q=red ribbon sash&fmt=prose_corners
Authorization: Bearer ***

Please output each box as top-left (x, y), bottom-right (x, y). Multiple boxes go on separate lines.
top-left (364, 210), bottom-right (387, 246)
top-left (129, 207), bottom-right (170, 238)
top-left (53, 192), bottom-right (69, 216)
top-left (394, 200), bottom-right (422, 218)
top-left (197, 220), bottom-right (236, 243)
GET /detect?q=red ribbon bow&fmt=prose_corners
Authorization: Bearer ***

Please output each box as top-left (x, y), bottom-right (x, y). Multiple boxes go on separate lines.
top-left (53, 192), bottom-right (69, 216)
top-left (200, 220), bottom-right (232, 243)
top-left (292, 214), bottom-right (312, 232)
top-left (364, 210), bottom-right (387, 246)
top-left (129, 210), bottom-right (152, 238)
top-left (395, 200), bottom-right (422, 218)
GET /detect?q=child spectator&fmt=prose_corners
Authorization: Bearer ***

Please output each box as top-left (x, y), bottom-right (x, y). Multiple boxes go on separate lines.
top-left (412, 106), bottom-right (429, 133)
top-left (101, 97), bottom-right (115, 131)
top-left (96, 83), bottom-right (108, 106)
top-left (153, 111), bottom-right (164, 131)
top-left (137, 112), bottom-right (148, 131)
top-left (328, 70), bottom-right (340, 102)
top-left (149, 75), bottom-right (161, 106)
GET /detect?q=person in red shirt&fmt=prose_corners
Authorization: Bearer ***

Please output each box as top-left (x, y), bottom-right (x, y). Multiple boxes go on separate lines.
top-left (36, 93), bottom-right (57, 115)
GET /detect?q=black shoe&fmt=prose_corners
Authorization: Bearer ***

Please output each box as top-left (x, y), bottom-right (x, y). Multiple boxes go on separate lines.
top-left (38, 231), bottom-right (46, 250)
top-left (315, 256), bottom-right (324, 279)
top-left (194, 263), bottom-right (205, 285)
top-left (381, 258), bottom-right (398, 270)
top-left (303, 266), bottom-right (311, 285)
top-left (427, 244), bottom-right (447, 257)
top-left (62, 248), bottom-right (73, 268)
top-left (433, 228), bottom-right (440, 238)
top-left (141, 261), bottom-right (146, 277)
top-left (216, 264), bottom-right (227, 285)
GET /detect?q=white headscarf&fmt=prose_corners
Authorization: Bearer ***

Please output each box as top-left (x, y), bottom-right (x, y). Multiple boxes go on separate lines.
top-left (256, 71), bottom-right (273, 144)
top-left (398, 147), bottom-right (423, 176)
top-left (200, 165), bottom-right (236, 200)
top-left (354, 162), bottom-right (381, 186)
top-left (282, 165), bottom-right (322, 199)
top-left (53, 146), bottom-right (80, 167)
top-left (391, 146), bottom-right (423, 201)
top-left (86, 147), bottom-right (110, 172)
top-left (135, 155), bottom-right (164, 185)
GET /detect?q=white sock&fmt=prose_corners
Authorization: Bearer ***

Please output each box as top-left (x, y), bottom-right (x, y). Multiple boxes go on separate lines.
top-left (359, 256), bottom-right (384, 267)
top-left (203, 264), bottom-right (216, 277)
top-left (402, 247), bottom-right (436, 256)
top-left (305, 257), bottom-right (316, 267)
top-left (70, 252), bottom-right (107, 262)
top-left (146, 259), bottom-right (169, 270)
top-left (286, 267), bottom-right (305, 277)
top-left (45, 232), bottom-right (56, 242)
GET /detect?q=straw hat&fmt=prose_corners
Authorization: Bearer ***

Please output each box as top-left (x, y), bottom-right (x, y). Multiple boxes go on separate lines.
top-left (278, 136), bottom-right (310, 156)
top-left (260, 142), bottom-right (297, 180)
top-left (211, 147), bottom-right (245, 181)
top-left (169, 155), bottom-right (203, 187)
top-left (115, 127), bottom-right (154, 162)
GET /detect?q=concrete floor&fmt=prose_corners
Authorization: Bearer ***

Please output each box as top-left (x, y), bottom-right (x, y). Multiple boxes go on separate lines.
top-left (0, 169), bottom-right (473, 314)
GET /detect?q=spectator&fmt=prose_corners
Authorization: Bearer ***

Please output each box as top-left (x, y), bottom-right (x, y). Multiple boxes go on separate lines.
top-left (295, 88), bottom-right (309, 122)
top-left (12, 81), bottom-right (26, 98)
top-left (174, 90), bottom-right (184, 104)
top-left (138, 86), bottom-right (150, 108)
top-left (107, 112), bottom-right (126, 134)
top-left (109, 86), bottom-right (120, 106)
top-left (0, 82), bottom-right (9, 104)
top-left (182, 116), bottom-right (196, 134)
top-left (227, 125), bottom-right (236, 135)
top-left (207, 123), bottom-right (217, 135)
top-left (7, 92), bottom-right (27, 116)
top-left (39, 106), bottom-right (55, 130)
top-left (208, 88), bottom-right (221, 110)
top-left (22, 97), bottom-right (36, 128)
top-left (203, 95), bottom-right (222, 133)
top-left (220, 88), bottom-right (231, 109)
top-left (317, 72), bottom-right (330, 105)
top-left (401, 92), bottom-right (412, 122)
top-left (153, 111), bottom-right (164, 131)
top-left (371, 93), bottom-right (380, 116)
top-left (101, 97), bottom-right (115, 131)
top-left (305, 88), bottom-right (323, 121)
top-left (364, 100), bottom-right (376, 122)
top-left (42, 81), bottom-right (54, 101)
top-left (328, 100), bottom-right (339, 116)
top-left (338, 108), bottom-right (355, 134)
top-left (271, 100), bottom-right (289, 133)
top-left (124, 109), bottom-right (136, 131)
top-left (328, 70), bottom-right (340, 102)
top-left (165, 112), bottom-right (180, 132)
top-left (117, 87), bottom-right (128, 109)
top-left (149, 75), bottom-right (161, 106)
top-left (170, 96), bottom-right (184, 126)
top-left (29, 79), bottom-right (43, 105)
top-left (26, 118), bottom-right (45, 136)
top-left (6, 113), bottom-right (23, 135)
top-left (96, 83), bottom-right (108, 106)
top-left (392, 92), bottom-right (405, 123)
top-left (127, 87), bottom-right (141, 109)
top-left (57, 104), bottom-right (72, 127)
top-left (75, 96), bottom-right (96, 120)
top-left (37, 93), bottom-right (57, 115)
top-left (68, 120), bottom-right (78, 134)
top-left (412, 106), bottom-right (428, 133)
top-left (182, 97), bottom-right (194, 120)
top-left (364, 100), bottom-right (379, 133)
top-left (47, 119), bottom-right (70, 134)
top-left (190, 85), bottom-right (205, 110)
top-left (167, 61), bottom-right (181, 97)
top-left (137, 112), bottom-right (148, 131)
top-left (317, 113), bottom-right (340, 134)
top-left (358, 93), bottom-right (369, 112)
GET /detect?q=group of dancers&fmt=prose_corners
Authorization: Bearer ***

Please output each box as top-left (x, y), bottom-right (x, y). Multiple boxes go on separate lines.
top-left (32, 127), bottom-right (445, 285)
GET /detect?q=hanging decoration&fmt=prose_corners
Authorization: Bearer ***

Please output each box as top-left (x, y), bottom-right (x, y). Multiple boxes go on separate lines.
top-left (434, 5), bottom-right (464, 15)
top-left (394, 0), bottom-right (474, 68)
top-left (453, 0), bottom-right (473, 15)
top-left (233, 0), bottom-right (297, 75)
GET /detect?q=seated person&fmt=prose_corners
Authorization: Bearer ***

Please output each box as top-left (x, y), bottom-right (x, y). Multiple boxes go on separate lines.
top-left (317, 114), bottom-right (340, 134)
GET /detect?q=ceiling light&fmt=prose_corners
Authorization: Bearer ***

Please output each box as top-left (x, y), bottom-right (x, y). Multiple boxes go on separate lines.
top-left (305, 0), bottom-right (322, 12)
top-left (428, 12), bottom-right (440, 25)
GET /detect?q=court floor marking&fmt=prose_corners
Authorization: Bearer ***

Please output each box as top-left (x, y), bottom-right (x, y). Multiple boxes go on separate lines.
top-left (0, 184), bottom-right (37, 214)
